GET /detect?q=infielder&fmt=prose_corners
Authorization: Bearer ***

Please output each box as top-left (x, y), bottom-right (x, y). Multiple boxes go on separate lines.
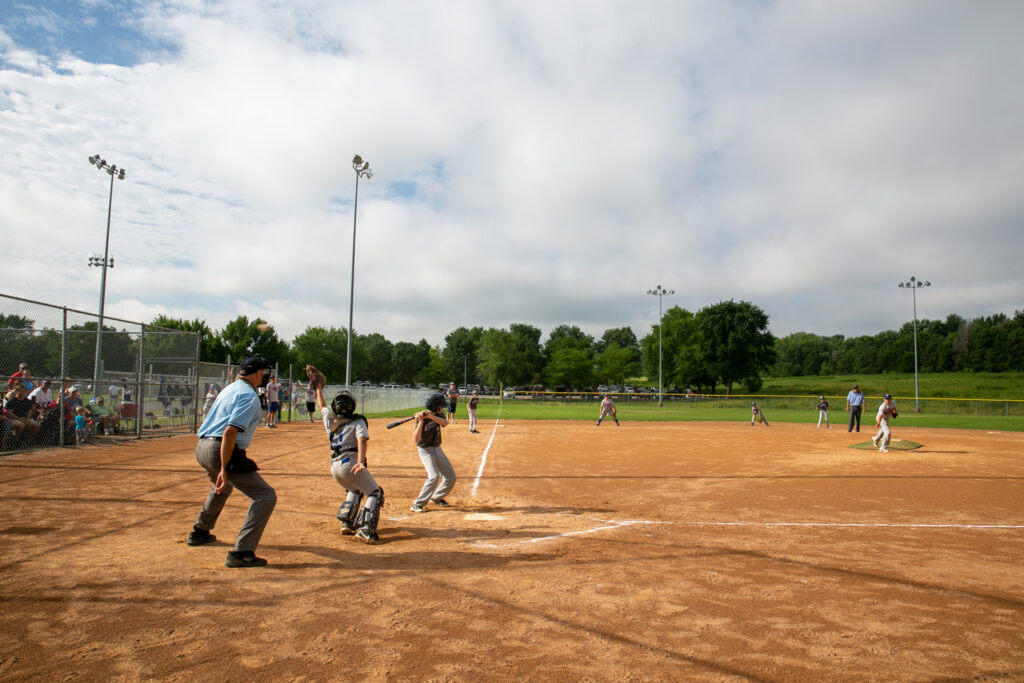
top-left (411, 392), bottom-right (455, 512)
top-left (188, 356), bottom-right (277, 568)
top-left (816, 395), bottom-right (830, 429)
top-left (872, 393), bottom-right (898, 453)
top-left (750, 402), bottom-right (769, 426)
top-left (596, 395), bottom-right (619, 426)
top-left (309, 365), bottom-right (383, 544)
top-left (467, 391), bottom-right (480, 433)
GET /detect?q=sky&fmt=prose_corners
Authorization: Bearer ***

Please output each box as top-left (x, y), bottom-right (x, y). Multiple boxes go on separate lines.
top-left (1, 0), bottom-right (1022, 348)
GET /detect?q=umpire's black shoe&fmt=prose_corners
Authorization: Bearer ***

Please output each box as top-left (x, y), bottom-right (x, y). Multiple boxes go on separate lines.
top-left (225, 551), bottom-right (268, 568)
top-left (187, 526), bottom-right (216, 546)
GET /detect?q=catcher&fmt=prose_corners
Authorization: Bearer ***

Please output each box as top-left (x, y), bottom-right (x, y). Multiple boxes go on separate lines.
top-left (307, 364), bottom-right (384, 544)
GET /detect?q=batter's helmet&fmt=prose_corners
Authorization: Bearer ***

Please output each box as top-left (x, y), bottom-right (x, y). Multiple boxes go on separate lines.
top-left (332, 391), bottom-right (357, 418)
top-left (425, 392), bottom-right (446, 413)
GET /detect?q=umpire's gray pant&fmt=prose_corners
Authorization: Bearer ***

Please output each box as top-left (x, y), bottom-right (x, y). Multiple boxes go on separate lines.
top-left (194, 438), bottom-right (277, 553)
top-left (413, 445), bottom-right (456, 508)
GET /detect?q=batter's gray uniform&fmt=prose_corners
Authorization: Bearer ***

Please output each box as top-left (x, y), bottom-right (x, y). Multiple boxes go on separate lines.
top-left (413, 415), bottom-right (456, 509)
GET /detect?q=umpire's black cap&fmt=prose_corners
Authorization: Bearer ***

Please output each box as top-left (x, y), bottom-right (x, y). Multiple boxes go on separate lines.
top-left (239, 356), bottom-right (270, 376)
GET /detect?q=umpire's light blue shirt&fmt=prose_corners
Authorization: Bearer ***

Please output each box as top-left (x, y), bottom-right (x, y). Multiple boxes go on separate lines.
top-left (198, 379), bottom-right (262, 448)
top-left (846, 390), bottom-right (865, 407)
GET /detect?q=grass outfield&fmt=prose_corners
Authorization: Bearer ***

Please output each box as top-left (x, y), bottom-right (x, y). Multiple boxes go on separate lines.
top-left (759, 371), bottom-right (1024, 399)
top-left (372, 399), bottom-right (1024, 432)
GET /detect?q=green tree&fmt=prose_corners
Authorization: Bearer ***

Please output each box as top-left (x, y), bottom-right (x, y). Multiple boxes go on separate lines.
top-left (595, 327), bottom-right (640, 360)
top-left (543, 325), bottom-right (594, 362)
top-left (392, 340), bottom-right (430, 384)
top-left (640, 306), bottom-right (708, 390)
top-left (150, 315), bottom-right (228, 362)
top-left (477, 327), bottom-right (537, 387)
top-left (509, 323), bottom-right (544, 384)
top-left (695, 300), bottom-right (776, 394)
top-left (416, 346), bottom-right (448, 387)
top-left (291, 326), bottom-right (355, 383)
top-left (545, 347), bottom-right (594, 388)
top-left (357, 332), bottom-right (394, 383)
top-left (595, 342), bottom-right (639, 387)
top-left (219, 316), bottom-right (290, 370)
top-left (443, 326), bottom-right (482, 384)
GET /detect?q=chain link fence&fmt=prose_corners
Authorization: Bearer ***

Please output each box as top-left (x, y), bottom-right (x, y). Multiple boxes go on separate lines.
top-left (2, 293), bottom-right (200, 455)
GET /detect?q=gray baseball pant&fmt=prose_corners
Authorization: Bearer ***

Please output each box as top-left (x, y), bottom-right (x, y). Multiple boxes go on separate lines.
top-left (194, 438), bottom-right (277, 553)
top-left (414, 445), bottom-right (456, 507)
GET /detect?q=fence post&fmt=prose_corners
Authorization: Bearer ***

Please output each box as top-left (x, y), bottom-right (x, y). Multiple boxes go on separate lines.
top-left (136, 325), bottom-right (145, 438)
top-left (60, 307), bottom-right (68, 447)
top-left (192, 332), bottom-right (201, 433)
top-left (288, 364), bottom-right (293, 423)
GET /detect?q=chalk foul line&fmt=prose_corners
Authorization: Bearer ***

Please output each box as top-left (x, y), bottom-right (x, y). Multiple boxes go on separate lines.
top-left (470, 404), bottom-right (502, 497)
top-left (679, 521), bottom-right (1024, 529)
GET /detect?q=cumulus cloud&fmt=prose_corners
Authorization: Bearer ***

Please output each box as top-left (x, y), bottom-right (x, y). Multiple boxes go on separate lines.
top-left (1, 0), bottom-right (1021, 347)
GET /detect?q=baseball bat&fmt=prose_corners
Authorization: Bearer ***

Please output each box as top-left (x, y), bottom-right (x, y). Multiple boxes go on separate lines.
top-left (385, 416), bottom-right (416, 430)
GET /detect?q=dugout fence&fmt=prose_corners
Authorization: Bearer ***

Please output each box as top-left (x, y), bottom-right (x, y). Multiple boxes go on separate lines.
top-left (1, 293), bottom-right (201, 455)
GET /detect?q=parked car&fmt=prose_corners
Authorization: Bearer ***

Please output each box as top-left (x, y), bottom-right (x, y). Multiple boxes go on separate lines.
top-left (502, 389), bottom-right (515, 399)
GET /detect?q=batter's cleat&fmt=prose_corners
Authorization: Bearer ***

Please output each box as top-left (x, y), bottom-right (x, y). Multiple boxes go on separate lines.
top-left (340, 522), bottom-right (356, 536)
top-left (355, 528), bottom-right (381, 545)
top-left (225, 551), bottom-right (268, 568)
top-left (410, 504), bottom-right (425, 513)
top-left (432, 499), bottom-right (450, 508)
top-left (187, 526), bottom-right (216, 546)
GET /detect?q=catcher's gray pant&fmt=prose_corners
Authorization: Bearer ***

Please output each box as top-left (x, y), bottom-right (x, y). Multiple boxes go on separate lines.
top-left (330, 455), bottom-right (380, 495)
top-left (414, 445), bottom-right (456, 507)
top-left (467, 407), bottom-right (478, 432)
top-left (194, 438), bottom-right (277, 553)
top-left (873, 420), bottom-right (891, 449)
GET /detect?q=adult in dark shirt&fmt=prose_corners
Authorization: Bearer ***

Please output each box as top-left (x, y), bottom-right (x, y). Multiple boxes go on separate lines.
top-left (4, 384), bottom-right (40, 442)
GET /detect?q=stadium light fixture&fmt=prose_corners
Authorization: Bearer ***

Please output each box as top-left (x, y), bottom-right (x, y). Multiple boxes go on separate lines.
top-left (345, 154), bottom-right (373, 387)
top-left (898, 275), bottom-right (931, 413)
top-left (646, 285), bottom-right (674, 406)
top-left (87, 154), bottom-right (126, 394)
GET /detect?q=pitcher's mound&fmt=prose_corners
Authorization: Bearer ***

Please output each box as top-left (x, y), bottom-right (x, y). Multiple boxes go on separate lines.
top-left (850, 439), bottom-right (922, 451)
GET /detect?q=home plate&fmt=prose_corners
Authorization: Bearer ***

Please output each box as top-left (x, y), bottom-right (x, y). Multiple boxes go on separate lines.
top-left (465, 513), bottom-right (504, 521)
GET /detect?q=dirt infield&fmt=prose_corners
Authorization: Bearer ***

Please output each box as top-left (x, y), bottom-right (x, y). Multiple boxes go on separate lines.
top-left (1, 418), bottom-right (1023, 681)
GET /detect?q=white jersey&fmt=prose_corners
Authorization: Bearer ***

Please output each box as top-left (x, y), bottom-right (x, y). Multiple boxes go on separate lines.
top-left (876, 402), bottom-right (897, 423)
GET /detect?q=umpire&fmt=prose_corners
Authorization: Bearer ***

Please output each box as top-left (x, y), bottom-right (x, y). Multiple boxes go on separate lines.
top-left (846, 383), bottom-right (866, 433)
top-left (187, 356), bottom-right (277, 568)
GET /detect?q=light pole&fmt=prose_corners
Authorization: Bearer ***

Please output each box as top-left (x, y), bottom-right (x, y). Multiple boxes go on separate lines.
top-left (646, 285), bottom-right (674, 407)
top-left (345, 154), bottom-right (372, 387)
top-left (898, 275), bottom-right (930, 413)
top-left (87, 154), bottom-right (125, 393)
top-left (461, 353), bottom-right (469, 390)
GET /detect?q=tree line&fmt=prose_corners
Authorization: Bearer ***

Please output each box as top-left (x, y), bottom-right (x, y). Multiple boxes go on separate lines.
top-left (4, 304), bottom-right (1020, 391)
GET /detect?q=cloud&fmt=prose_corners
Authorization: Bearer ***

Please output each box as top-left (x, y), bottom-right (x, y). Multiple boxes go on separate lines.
top-left (1, 0), bottom-right (1022, 349)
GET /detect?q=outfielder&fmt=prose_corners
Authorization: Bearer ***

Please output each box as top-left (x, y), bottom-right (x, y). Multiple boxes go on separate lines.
top-left (445, 382), bottom-right (459, 424)
top-left (816, 395), bottom-right (830, 429)
top-left (596, 395), bottom-right (619, 426)
top-left (309, 365), bottom-right (383, 544)
top-left (750, 402), bottom-right (769, 426)
top-left (410, 392), bottom-right (455, 512)
top-left (872, 393), bottom-right (898, 453)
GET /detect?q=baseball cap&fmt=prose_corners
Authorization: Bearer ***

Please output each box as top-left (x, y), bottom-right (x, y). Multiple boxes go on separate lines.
top-left (819, 395), bottom-right (824, 399)
top-left (883, 393), bottom-right (892, 399)
top-left (68, 385), bottom-right (79, 393)
top-left (239, 356), bottom-right (270, 375)
top-left (853, 384), bottom-right (859, 389)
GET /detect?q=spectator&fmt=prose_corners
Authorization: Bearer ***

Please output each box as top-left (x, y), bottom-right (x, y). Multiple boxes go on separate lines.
top-left (202, 384), bottom-right (219, 417)
top-left (4, 383), bottom-right (40, 443)
top-left (28, 380), bottom-right (54, 411)
top-left (109, 380), bottom-right (124, 404)
top-left (74, 406), bottom-right (89, 444)
top-left (9, 363), bottom-right (34, 392)
top-left (90, 396), bottom-right (121, 435)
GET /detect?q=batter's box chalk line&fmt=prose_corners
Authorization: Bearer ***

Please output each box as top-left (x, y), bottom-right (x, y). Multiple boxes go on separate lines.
top-left (679, 521), bottom-right (1024, 529)
top-left (472, 517), bottom-right (669, 549)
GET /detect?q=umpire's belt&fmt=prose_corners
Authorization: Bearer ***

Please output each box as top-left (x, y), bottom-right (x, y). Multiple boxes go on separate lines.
top-left (200, 436), bottom-right (222, 441)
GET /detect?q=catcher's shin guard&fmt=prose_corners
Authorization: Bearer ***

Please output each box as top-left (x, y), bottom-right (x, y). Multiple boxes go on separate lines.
top-left (336, 490), bottom-right (364, 534)
top-left (354, 487), bottom-right (384, 534)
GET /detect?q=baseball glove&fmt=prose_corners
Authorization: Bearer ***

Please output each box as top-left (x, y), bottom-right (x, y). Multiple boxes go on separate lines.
top-left (305, 364), bottom-right (326, 387)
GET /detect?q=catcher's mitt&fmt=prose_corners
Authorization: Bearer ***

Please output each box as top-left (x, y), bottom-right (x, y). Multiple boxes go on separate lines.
top-left (305, 364), bottom-right (326, 387)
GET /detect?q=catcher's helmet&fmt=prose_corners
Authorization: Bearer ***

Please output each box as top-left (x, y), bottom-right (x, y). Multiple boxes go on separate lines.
top-left (332, 391), bottom-right (357, 418)
top-left (425, 392), bottom-right (446, 413)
